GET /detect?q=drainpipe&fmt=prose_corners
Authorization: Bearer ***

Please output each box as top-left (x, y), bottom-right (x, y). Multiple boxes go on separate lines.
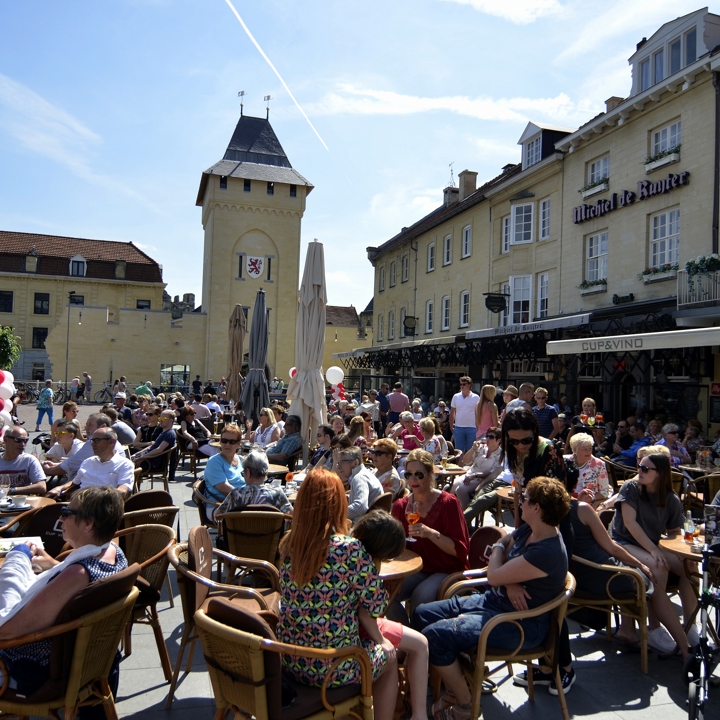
top-left (713, 72), bottom-right (720, 254)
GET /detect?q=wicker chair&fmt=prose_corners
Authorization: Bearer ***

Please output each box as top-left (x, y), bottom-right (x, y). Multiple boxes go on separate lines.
top-left (601, 457), bottom-right (636, 492)
top-left (176, 434), bottom-right (201, 481)
top-left (684, 472), bottom-right (720, 513)
top-left (133, 444), bottom-right (176, 492)
top-left (6, 502), bottom-right (70, 558)
top-left (433, 571), bottom-right (576, 720)
top-left (192, 478), bottom-right (221, 530)
top-left (124, 489), bottom-right (174, 512)
top-left (567, 555), bottom-right (650, 673)
top-left (0, 497), bottom-right (57, 539)
top-left (114, 524), bottom-right (176, 682)
top-left (0, 564), bottom-right (140, 720)
top-left (164, 526), bottom-right (281, 709)
top-left (196, 598), bottom-right (374, 720)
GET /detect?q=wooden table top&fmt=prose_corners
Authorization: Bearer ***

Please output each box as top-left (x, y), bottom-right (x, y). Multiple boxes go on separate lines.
top-left (659, 534), bottom-right (704, 561)
top-left (434, 465), bottom-right (466, 476)
top-left (0, 496), bottom-right (54, 515)
top-left (378, 549), bottom-right (423, 582)
top-left (496, 485), bottom-right (515, 501)
top-left (679, 464), bottom-right (719, 476)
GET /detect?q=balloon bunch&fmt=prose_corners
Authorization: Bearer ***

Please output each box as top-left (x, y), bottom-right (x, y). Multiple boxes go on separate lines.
top-left (325, 366), bottom-right (345, 402)
top-left (0, 370), bottom-right (16, 435)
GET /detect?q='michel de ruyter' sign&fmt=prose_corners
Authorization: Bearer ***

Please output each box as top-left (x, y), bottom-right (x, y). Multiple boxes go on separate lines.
top-left (572, 171), bottom-right (689, 224)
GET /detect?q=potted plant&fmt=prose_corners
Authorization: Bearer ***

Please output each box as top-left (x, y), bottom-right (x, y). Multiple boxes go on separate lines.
top-left (579, 177), bottom-right (609, 199)
top-left (637, 263), bottom-right (679, 283)
top-left (578, 278), bottom-right (607, 295)
top-left (685, 254), bottom-right (720, 291)
top-left (644, 144), bottom-right (681, 173)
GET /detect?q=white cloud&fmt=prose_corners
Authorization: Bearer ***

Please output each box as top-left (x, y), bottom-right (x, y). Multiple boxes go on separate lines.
top-left (440, 0), bottom-right (565, 24)
top-left (0, 72), bottom-right (159, 211)
top-left (306, 83), bottom-right (599, 127)
top-left (369, 185), bottom-right (442, 236)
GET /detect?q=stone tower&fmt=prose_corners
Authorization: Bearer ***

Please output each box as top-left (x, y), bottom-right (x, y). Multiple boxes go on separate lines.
top-left (196, 114), bottom-right (313, 383)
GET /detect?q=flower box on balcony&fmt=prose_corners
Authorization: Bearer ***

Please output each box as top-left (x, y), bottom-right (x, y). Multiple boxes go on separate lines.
top-left (580, 284), bottom-right (607, 296)
top-left (642, 268), bottom-right (677, 284)
top-left (645, 152), bottom-right (680, 174)
top-left (580, 181), bottom-right (609, 199)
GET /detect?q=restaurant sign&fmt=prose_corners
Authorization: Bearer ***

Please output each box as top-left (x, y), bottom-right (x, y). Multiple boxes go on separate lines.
top-left (572, 171), bottom-right (689, 224)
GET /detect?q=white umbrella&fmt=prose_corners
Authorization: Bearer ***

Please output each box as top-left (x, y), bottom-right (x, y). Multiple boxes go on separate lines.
top-left (287, 241), bottom-right (328, 465)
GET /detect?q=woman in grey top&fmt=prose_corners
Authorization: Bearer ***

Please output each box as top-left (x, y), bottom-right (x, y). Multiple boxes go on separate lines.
top-left (610, 452), bottom-right (695, 658)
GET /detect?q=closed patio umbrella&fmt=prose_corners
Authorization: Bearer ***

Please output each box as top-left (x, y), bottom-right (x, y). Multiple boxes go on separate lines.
top-left (240, 289), bottom-right (270, 424)
top-left (287, 241), bottom-right (328, 464)
top-left (226, 304), bottom-right (246, 406)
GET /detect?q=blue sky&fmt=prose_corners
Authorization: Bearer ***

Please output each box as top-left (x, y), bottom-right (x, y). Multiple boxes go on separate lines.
top-left (0, 0), bottom-right (706, 312)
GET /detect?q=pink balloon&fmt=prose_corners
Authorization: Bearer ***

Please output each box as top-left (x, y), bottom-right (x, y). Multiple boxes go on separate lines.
top-left (0, 398), bottom-right (4, 412)
top-left (289, 367), bottom-right (297, 378)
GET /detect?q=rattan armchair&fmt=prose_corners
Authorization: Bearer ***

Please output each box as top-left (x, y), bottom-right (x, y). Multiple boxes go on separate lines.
top-left (435, 571), bottom-right (576, 720)
top-left (567, 555), bottom-right (649, 673)
top-left (133, 444), bottom-right (176, 492)
top-left (195, 598), bottom-right (374, 720)
top-left (192, 477), bottom-right (221, 530)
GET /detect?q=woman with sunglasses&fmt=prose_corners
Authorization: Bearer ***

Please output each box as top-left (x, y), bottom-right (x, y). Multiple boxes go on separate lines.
top-left (390, 449), bottom-right (469, 622)
top-left (610, 451), bottom-right (695, 656)
top-left (369, 438), bottom-right (403, 499)
top-left (244, 407), bottom-right (280, 448)
top-left (202, 423), bottom-right (246, 516)
top-left (502, 409), bottom-right (565, 527)
top-left (131, 396), bottom-right (151, 429)
top-left (131, 405), bottom-right (163, 450)
top-left (450, 427), bottom-right (503, 513)
top-left (45, 422), bottom-right (84, 461)
top-left (657, 423), bottom-right (690, 468)
top-left (49, 401), bottom-right (83, 443)
top-left (179, 406), bottom-right (216, 457)
top-left (0, 486), bottom-right (127, 697)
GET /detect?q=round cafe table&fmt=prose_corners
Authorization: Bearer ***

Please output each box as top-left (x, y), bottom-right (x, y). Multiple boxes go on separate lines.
top-left (495, 485), bottom-right (516, 527)
top-left (0, 496), bottom-right (54, 516)
top-left (434, 464), bottom-right (466, 488)
top-left (378, 548), bottom-right (423, 607)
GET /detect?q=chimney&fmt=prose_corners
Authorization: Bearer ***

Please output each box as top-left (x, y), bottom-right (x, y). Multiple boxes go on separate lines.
top-left (605, 96), bottom-right (624, 113)
top-left (458, 170), bottom-right (478, 201)
top-left (443, 186), bottom-right (459, 207)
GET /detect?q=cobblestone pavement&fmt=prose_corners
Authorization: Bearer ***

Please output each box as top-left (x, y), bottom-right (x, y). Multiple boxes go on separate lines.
top-left (10, 401), bottom-right (719, 718)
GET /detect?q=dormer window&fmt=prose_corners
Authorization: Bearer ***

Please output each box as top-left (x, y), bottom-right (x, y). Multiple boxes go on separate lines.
top-left (640, 58), bottom-right (651, 91)
top-left (69, 254), bottom-right (86, 277)
top-left (525, 137), bottom-right (542, 168)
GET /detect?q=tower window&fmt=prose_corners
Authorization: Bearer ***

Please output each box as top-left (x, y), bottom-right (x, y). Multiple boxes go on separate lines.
top-left (219, 176), bottom-right (228, 189)
top-left (267, 182), bottom-right (274, 195)
top-left (290, 184), bottom-right (297, 197)
top-left (244, 179), bottom-right (251, 192)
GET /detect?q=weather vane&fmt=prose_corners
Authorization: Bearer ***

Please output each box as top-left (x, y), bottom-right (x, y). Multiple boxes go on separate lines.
top-left (238, 90), bottom-right (245, 116)
top-left (264, 94), bottom-right (272, 119)
top-left (448, 162), bottom-right (455, 188)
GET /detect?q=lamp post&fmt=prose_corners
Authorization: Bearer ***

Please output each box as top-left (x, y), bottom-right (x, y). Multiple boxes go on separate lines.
top-left (64, 291), bottom-right (76, 393)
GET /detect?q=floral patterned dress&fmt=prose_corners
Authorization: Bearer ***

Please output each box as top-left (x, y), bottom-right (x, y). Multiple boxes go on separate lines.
top-left (563, 453), bottom-right (610, 499)
top-left (278, 534), bottom-right (388, 687)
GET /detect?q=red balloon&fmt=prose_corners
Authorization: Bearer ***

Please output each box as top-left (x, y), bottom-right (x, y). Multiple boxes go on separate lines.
top-left (0, 398), bottom-right (4, 412)
top-left (0, 371), bottom-right (4, 385)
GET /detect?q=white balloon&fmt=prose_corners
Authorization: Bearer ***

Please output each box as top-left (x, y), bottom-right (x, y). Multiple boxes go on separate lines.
top-left (2, 371), bottom-right (13, 385)
top-left (325, 366), bottom-right (345, 385)
top-left (0, 410), bottom-right (12, 429)
top-left (0, 381), bottom-right (14, 401)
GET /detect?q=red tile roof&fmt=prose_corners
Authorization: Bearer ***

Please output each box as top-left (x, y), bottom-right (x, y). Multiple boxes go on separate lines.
top-left (326, 305), bottom-right (359, 327)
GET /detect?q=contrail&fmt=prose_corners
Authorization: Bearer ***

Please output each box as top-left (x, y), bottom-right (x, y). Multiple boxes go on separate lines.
top-left (223, 0), bottom-right (330, 152)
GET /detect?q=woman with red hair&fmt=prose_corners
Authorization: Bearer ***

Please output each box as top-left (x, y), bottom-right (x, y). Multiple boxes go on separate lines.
top-left (277, 469), bottom-right (398, 719)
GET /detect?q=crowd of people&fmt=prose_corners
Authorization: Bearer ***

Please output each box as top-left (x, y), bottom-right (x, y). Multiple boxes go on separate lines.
top-left (2, 372), bottom-right (719, 716)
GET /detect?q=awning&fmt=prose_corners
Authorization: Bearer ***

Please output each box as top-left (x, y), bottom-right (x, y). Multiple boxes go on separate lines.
top-left (547, 326), bottom-right (720, 355)
top-left (333, 335), bottom-right (456, 360)
top-left (466, 313), bottom-right (590, 341)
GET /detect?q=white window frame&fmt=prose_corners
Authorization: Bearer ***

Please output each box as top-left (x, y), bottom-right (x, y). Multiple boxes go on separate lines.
top-left (499, 282), bottom-right (510, 327)
top-left (509, 275), bottom-right (532, 325)
top-left (379, 266), bottom-right (385, 291)
top-left (640, 58), bottom-right (651, 91)
top-left (441, 296), bottom-right (450, 331)
top-left (651, 209), bottom-right (680, 268)
top-left (525, 136), bottom-right (542, 168)
top-left (537, 273), bottom-right (549, 319)
top-left (427, 243), bottom-right (435, 272)
top-left (588, 156), bottom-right (609, 184)
top-left (425, 300), bottom-right (434, 333)
top-left (654, 48), bottom-right (664, 84)
top-left (540, 199), bottom-right (550, 240)
top-left (400, 307), bottom-right (406, 338)
top-left (653, 120), bottom-right (681, 156)
top-left (586, 232), bottom-right (608, 282)
top-left (377, 314), bottom-right (384, 341)
top-left (69, 254), bottom-right (87, 277)
top-left (388, 310), bottom-right (395, 340)
top-left (686, 27), bottom-right (697, 65)
top-left (459, 291), bottom-right (470, 328)
top-left (401, 255), bottom-right (409, 283)
top-left (670, 37), bottom-right (682, 75)
top-left (443, 235), bottom-right (452, 266)
top-left (510, 203), bottom-right (534, 245)
top-left (389, 261), bottom-right (396, 287)
top-left (461, 225), bottom-right (472, 258)
top-left (502, 216), bottom-right (510, 254)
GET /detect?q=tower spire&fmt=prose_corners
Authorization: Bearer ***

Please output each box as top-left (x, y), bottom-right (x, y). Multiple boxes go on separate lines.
top-left (264, 94), bottom-right (272, 119)
top-left (238, 90), bottom-right (245, 117)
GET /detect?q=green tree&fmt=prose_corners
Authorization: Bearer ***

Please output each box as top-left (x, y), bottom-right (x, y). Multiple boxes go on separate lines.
top-left (0, 326), bottom-right (21, 371)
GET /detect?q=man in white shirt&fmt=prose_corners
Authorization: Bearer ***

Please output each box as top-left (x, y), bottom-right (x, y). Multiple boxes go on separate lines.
top-left (449, 376), bottom-right (480, 453)
top-left (0, 427), bottom-right (47, 496)
top-left (335, 446), bottom-right (383, 523)
top-left (71, 428), bottom-right (134, 498)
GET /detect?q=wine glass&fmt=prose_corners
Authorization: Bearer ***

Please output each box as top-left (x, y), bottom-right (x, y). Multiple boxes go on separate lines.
top-left (587, 416), bottom-right (596, 426)
top-left (595, 411), bottom-right (604, 424)
top-left (405, 499), bottom-right (420, 542)
top-left (580, 413), bottom-right (588, 425)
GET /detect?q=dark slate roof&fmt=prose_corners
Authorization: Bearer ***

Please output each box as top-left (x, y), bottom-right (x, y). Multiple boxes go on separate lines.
top-left (369, 164), bottom-right (523, 261)
top-left (326, 305), bottom-right (359, 327)
top-left (0, 231), bottom-right (163, 283)
top-left (197, 115), bottom-right (313, 205)
top-left (362, 298), bottom-right (374, 314)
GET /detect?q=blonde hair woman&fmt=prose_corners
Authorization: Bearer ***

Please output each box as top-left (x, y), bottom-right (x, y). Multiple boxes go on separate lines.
top-left (475, 385), bottom-right (498, 438)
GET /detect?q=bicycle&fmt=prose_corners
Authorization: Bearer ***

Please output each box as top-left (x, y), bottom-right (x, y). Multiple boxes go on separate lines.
top-left (94, 382), bottom-right (114, 405)
top-left (16, 382), bottom-right (38, 404)
top-left (54, 385), bottom-right (68, 405)
top-left (683, 542), bottom-right (720, 719)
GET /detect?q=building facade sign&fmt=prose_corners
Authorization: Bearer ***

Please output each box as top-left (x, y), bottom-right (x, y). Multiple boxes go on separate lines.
top-left (572, 171), bottom-right (690, 224)
top-left (466, 313), bottom-right (590, 340)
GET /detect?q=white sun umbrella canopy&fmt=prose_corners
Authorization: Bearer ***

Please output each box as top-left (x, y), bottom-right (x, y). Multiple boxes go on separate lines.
top-left (286, 241), bottom-right (328, 465)
top-left (240, 289), bottom-right (271, 424)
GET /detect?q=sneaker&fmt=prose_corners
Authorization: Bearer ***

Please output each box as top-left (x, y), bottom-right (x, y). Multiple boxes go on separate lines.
top-left (513, 667), bottom-right (553, 687)
top-left (548, 668), bottom-right (576, 696)
top-left (687, 625), bottom-right (700, 647)
top-left (648, 626), bottom-right (677, 654)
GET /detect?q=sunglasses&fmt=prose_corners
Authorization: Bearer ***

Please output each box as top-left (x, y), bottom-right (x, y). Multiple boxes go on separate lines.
top-left (507, 437), bottom-right (535, 446)
top-left (55, 431), bottom-right (72, 437)
top-left (485, 435), bottom-right (498, 440)
top-left (90, 437), bottom-right (113, 444)
top-left (369, 449), bottom-right (387, 456)
top-left (404, 471), bottom-right (426, 480)
top-left (460, 382), bottom-right (470, 386)
top-left (60, 507), bottom-right (79, 518)
top-left (220, 438), bottom-right (239, 445)
top-left (6, 436), bottom-right (28, 444)
top-left (667, 430), bottom-right (679, 434)
top-left (638, 464), bottom-right (657, 474)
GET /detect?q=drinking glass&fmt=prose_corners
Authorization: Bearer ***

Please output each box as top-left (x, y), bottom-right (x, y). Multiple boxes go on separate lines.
top-left (405, 499), bottom-right (420, 542)
top-left (587, 416), bottom-right (596, 426)
top-left (580, 413), bottom-right (588, 424)
top-left (595, 411), bottom-right (604, 424)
